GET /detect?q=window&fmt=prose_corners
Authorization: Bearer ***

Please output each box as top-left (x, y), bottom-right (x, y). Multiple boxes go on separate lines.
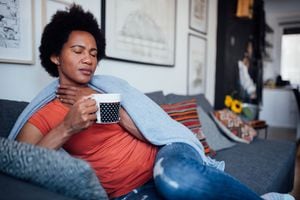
top-left (281, 32), bottom-right (300, 85)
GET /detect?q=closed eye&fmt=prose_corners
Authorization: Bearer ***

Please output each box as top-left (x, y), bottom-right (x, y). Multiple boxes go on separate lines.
top-left (90, 50), bottom-right (98, 57)
top-left (70, 45), bottom-right (97, 58)
top-left (71, 46), bottom-right (84, 54)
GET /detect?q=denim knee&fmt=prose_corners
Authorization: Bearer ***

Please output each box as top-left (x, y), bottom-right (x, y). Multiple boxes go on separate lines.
top-left (153, 151), bottom-right (217, 199)
top-left (153, 151), bottom-right (261, 200)
top-left (153, 143), bottom-right (262, 200)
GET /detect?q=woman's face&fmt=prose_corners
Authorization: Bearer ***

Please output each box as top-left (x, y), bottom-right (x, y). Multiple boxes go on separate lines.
top-left (52, 30), bottom-right (98, 86)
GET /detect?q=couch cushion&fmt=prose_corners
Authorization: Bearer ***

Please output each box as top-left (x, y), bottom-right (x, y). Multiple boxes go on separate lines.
top-left (0, 172), bottom-right (75, 200)
top-left (0, 99), bottom-right (28, 138)
top-left (215, 138), bottom-right (296, 194)
top-left (212, 109), bottom-right (257, 143)
top-left (197, 106), bottom-right (236, 151)
top-left (161, 99), bottom-right (215, 156)
top-left (165, 93), bottom-right (214, 114)
top-left (145, 91), bottom-right (166, 105)
top-left (0, 137), bottom-right (108, 200)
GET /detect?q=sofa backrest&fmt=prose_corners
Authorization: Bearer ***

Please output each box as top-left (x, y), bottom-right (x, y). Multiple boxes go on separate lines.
top-left (0, 99), bottom-right (28, 138)
top-left (0, 92), bottom-right (166, 139)
top-left (165, 93), bottom-right (214, 114)
top-left (0, 91), bottom-right (213, 138)
top-left (144, 91), bottom-right (166, 105)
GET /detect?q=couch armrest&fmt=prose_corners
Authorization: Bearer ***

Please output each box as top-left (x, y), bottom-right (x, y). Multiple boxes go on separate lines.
top-left (0, 172), bottom-right (75, 200)
top-left (0, 99), bottom-right (28, 138)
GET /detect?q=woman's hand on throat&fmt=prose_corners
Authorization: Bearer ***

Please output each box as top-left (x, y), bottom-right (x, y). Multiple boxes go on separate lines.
top-left (56, 84), bottom-right (98, 105)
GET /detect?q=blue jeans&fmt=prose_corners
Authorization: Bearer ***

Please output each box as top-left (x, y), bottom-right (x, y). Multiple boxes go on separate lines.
top-left (113, 143), bottom-right (261, 200)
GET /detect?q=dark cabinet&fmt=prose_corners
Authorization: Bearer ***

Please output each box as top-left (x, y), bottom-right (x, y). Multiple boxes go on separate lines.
top-left (215, 0), bottom-right (266, 109)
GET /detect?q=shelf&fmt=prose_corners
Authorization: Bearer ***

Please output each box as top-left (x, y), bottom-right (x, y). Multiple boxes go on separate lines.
top-left (265, 23), bottom-right (274, 33)
top-left (265, 40), bottom-right (273, 48)
top-left (263, 51), bottom-right (273, 62)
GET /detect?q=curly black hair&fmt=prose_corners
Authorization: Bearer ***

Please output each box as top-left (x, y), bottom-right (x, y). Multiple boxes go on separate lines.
top-left (39, 4), bottom-right (105, 77)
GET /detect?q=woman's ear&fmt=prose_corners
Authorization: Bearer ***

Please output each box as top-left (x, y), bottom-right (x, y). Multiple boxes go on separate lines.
top-left (50, 55), bottom-right (60, 65)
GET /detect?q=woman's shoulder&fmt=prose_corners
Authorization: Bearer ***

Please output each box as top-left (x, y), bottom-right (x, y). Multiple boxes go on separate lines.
top-left (33, 99), bottom-right (68, 117)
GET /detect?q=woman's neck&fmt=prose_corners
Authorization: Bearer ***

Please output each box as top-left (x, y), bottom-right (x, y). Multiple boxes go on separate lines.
top-left (59, 79), bottom-right (88, 88)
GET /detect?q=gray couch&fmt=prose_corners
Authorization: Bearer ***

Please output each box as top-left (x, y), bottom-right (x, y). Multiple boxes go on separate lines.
top-left (0, 91), bottom-right (296, 199)
top-left (0, 100), bottom-right (76, 200)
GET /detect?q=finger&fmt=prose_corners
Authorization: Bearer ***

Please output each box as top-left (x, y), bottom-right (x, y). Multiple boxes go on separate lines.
top-left (58, 84), bottom-right (79, 91)
top-left (56, 88), bottom-right (77, 96)
top-left (87, 113), bottom-right (97, 122)
top-left (57, 93), bottom-right (76, 100)
top-left (86, 105), bottom-right (98, 114)
top-left (83, 119), bottom-right (96, 129)
top-left (79, 97), bottom-right (96, 106)
top-left (57, 94), bottom-right (76, 105)
top-left (59, 97), bottom-right (75, 105)
top-left (75, 98), bottom-right (97, 112)
top-left (79, 112), bottom-right (97, 127)
top-left (81, 100), bottom-right (98, 114)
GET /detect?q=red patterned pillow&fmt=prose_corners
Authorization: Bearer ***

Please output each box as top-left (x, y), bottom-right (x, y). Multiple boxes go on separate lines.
top-left (161, 99), bottom-right (215, 156)
top-left (212, 109), bottom-right (257, 143)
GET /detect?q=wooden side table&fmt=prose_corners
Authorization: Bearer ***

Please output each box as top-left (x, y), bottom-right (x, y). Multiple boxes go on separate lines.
top-left (248, 120), bottom-right (269, 139)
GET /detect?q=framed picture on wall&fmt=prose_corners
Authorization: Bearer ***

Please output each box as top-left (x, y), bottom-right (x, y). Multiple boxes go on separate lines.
top-left (42, 0), bottom-right (71, 27)
top-left (0, 0), bottom-right (34, 64)
top-left (189, 0), bottom-right (208, 34)
top-left (187, 33), bottom-right (207, 95)
top-left (102, 0), bottom-right (176, 66)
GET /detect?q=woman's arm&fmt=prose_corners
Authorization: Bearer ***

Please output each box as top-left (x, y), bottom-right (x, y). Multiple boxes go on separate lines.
top-left (119, 108), bottom-right (146, 142)
top-left (57, 84), bottom-right (147, 142)
top-left (17, 121), bottom-right (73, 150)
top-left (17, 97), bottom-right (97, 150)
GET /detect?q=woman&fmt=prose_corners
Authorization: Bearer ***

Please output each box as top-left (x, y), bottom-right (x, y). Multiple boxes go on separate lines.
top-left (12, 4), bottom-right (292, 200)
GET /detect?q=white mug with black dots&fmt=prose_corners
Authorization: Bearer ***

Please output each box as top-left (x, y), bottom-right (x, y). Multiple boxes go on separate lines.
top-left (91, 93), bottom-right (121, 124)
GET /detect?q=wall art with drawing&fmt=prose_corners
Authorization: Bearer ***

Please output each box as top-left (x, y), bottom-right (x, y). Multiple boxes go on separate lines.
top-left (0, 0), bottom-right (34, 64)
top-left (187, 34), bottom-right (207, 95)
top-left (102, 0), bottom-right (176, 66)
top-left (189, 0), bottom-right (208, 34)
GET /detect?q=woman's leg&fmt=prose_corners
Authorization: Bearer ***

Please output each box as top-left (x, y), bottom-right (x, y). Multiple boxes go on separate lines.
top-left (112, 179), bottom-right (163, 200)
top-left (153, 143), bottom-right (262, 200)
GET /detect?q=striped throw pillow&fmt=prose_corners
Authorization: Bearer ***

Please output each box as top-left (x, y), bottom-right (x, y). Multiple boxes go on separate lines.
top-left (161, 99), bottom-right (215, 156)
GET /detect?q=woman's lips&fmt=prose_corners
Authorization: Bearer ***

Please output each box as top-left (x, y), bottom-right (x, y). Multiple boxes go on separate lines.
top-left (79, 68), bottom-right (92, 76)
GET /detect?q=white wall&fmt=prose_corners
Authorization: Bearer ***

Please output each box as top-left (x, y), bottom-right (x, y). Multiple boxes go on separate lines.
top-left (0, 0), bottom-right (218, 105)
top-left (263, 0), bottom-right (300, 82)
top-left (260, 88), bottom-right (298, 128)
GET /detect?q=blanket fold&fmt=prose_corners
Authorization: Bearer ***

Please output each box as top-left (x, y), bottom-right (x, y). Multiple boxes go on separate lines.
top-left (9, 75), bottom-right (224, 170)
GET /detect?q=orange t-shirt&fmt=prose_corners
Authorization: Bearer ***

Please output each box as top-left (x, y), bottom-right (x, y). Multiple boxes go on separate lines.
top-left (28, 99), bottom-right (158, 198)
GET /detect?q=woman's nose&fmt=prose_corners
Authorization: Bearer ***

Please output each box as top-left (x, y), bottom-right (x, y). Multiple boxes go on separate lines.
top-left (81, 53), bottom-right (92, 64)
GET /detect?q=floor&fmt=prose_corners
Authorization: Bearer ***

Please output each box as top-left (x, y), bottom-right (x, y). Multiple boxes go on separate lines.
top-left (257, 127), bottom-right (299, 199)
top-left (292, 143), bottom-right (300, 200)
